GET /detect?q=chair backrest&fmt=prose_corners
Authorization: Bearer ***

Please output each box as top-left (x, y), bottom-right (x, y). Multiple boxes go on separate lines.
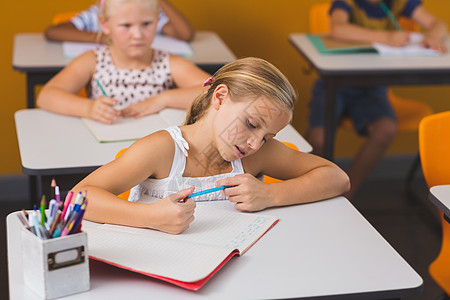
top-left (419, 111), bottom-right (450, 188)
top-left (419, 111), bottom-right (450, 295)
top-left (51, 11), bottom-right (79, 25)
top-left (263, 142), bottom-right (299, 184)
top-left (309, 2), bottom-right (419, 35)
top-left (309, 2), bottom-right (331, 34)
top-left (115, 148), bottom-right (130, 200)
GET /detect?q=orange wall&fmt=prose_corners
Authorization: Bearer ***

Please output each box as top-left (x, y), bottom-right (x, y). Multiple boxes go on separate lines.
top-left (1, 0), bottom-right (450, 174)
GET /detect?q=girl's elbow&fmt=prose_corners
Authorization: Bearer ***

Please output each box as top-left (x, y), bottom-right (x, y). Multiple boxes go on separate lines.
top-left (338, 169), bottom-right (351, 194)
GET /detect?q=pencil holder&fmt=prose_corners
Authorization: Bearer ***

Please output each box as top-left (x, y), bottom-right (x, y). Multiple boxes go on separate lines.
top-left (21, 227), bottom-right (90, 299)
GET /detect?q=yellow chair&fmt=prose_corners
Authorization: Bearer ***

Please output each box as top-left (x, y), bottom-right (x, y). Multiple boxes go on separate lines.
top-left (419, 111), bottom-right (450, 298)
top-left (309, 2), bottom-right (433, 183)
top-left (115, 141), bottom-right (298, 198)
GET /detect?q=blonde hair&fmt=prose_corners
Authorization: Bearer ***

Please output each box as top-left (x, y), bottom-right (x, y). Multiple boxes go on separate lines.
top-left (98, 0), bottom-right (158, 21)
top-left (185, 57), bottom-right (297, 125)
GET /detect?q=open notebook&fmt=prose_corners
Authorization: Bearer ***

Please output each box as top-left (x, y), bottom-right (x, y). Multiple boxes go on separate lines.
top-left (83, 200), bottom-right (279, 290)
top-left (82, 108), bottom-right (187, 142)
top-left (62, 34), bottom-right (193, 59)
top-left (308, 33), bottom-right (442, 56)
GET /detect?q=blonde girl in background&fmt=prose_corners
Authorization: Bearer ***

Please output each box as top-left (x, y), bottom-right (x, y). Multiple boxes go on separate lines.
top-left (71, 57), bottom-right (350, 234)
top-left (37, 0), bottom-right (209, 124)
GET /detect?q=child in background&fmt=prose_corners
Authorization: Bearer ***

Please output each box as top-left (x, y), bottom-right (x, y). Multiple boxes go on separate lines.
top-left (37, 0), bottom-right (209, 124)
top-left (71, 57), bottom-right (350, 234)
top-left (307, 0), bottom-right (447, 200)
top-left (44, 0), bottom-right (194, 43)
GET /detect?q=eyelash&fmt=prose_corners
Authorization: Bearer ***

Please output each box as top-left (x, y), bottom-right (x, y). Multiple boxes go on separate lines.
top-left (247, 121), bottom-right (267, 143)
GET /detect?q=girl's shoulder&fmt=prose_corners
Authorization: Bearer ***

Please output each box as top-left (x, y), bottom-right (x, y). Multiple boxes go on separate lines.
top-left (125, 129), bottom-right (177, 178)
top-left (64, 50), bottom-right (97, 75)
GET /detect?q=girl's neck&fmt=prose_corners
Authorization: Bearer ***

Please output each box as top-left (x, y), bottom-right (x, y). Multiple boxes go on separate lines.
top-left (108, 45), bottom-right (154, 70)
top-left (181, 122), bottom-right (231, 177)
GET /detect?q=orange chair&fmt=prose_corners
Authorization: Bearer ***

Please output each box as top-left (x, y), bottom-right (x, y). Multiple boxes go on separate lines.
top-left (51, 11), bottom-right (79, 25)
top-left (309, 2), bottom-right (433, 183)
top-left (264, 142), bottom-right (299, 184)
top-left (419, 111), bottom-right (450, 298)
top-left (115, 148), bottom-right (131, 200)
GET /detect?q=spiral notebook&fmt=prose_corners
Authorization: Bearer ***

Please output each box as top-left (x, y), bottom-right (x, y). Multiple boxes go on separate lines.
top-left (83, 201), bottom-right (279, 290)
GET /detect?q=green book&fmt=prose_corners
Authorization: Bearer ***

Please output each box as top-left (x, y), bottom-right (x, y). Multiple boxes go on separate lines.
top-left (307, 34), bottom-right (376, 54)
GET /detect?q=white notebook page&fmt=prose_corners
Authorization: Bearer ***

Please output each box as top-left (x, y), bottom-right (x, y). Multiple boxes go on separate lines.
top-left (84, 202), bottom-right (278, 282)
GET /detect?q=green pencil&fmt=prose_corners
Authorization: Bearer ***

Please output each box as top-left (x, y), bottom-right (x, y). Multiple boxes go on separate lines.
top-left (40, 195), bottom-right (46, 226)
top-left (380, 2), bottom-right (403, 31)
top-left (95, 79), bottom-right (108, 96)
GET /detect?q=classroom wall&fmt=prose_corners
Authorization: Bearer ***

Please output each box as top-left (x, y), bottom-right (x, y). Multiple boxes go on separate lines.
top-left (1, 0), bottom-right (450, 175)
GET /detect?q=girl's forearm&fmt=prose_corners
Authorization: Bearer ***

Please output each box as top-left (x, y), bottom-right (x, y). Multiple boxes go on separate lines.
top-left (72, 185), bottom-right (153, 228)
top-left (158, 86), bottom-right (205, 110)
top-left (426, 19), bottom-right (448, 40)
top-left (330, 22), bottom-right (391, 44)
top-left (37, 87), bottom-right (92, 118)
top-left (268, 166), bottom-right (350, 207)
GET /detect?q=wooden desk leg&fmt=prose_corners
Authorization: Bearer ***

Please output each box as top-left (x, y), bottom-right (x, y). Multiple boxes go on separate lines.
top-left (324, 80), bottom-right (338, 162)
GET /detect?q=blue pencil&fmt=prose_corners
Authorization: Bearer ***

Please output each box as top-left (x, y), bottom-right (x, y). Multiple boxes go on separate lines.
top-left (187, 185), bottom-right (231, 198)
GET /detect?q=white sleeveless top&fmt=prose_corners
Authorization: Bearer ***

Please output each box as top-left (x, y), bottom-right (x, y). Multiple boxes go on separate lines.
top-left (128, 126), bottom-right (247, 202)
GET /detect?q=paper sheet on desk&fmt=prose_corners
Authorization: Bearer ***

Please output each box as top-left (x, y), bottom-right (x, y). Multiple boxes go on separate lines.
top-left (373, 32), bottom-right (441, 56)
top-left (62, 35), bottom-right (193, 59)
top-left (82, 108), bottom-right (186, 143)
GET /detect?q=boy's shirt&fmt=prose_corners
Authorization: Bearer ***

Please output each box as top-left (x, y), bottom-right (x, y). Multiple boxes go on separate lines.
top-left (330, 0), bottom-right (422, 30)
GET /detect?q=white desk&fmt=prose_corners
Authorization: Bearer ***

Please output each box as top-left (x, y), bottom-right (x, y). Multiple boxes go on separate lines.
top-left (7, 196), bottom-right (423, 299)
top-left (429, 185), bottom-right (450, 223)
top-left (289, 33), bottom-right (450, 161)
top-left (13, 31), bottom-right (236, 108)
top-left (15, 109), bottom-right (311, 204)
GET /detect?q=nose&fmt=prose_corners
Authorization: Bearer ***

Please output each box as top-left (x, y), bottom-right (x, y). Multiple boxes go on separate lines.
top-left (131, 26), bottom-right (143, 38)
top-left (247, 133), bottom-right (264, 150)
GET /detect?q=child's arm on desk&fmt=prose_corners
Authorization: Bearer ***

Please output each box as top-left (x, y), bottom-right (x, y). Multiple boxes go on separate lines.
top-left (329, 7), bottom-right (410, 47)
top-left (36, 51), bottom-right (120, 124)
top-left (45, 22), bottom-right (108, 44)
top-left (72, 131), bottom-right (196, 234)
top-left (411, 6), bottom-right (448, 52)
top-left (217, 140), bottom-right (350, 212)
top-left (158, 0), bottom-right (194, 41)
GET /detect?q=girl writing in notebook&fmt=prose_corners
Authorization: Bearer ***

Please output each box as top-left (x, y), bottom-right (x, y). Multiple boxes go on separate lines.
top-left (72, 57), bottom-right (350, 234)
top-left (37, 0), bottom-right (209, 124)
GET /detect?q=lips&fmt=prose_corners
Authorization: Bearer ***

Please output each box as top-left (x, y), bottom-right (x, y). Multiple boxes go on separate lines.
top-left (235, 145), bottom-right (246, 158)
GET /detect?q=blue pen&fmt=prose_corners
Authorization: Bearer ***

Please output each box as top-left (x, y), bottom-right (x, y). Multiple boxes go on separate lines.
top-left (187, 185), bottom-right (231, 199)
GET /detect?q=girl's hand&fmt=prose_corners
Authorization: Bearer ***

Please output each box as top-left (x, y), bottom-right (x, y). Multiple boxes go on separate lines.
top-left (88, 96), bottom-right (120, 124)
top-left (149, 186), bottom-right (196, 234)
top-left (120, 96), bottom-right (165, 118)
top-left (386, 31), bottom-right (410, 47)
top-left (422, 35), bottom-right (447, 53)
top-left (217, 174), bottom-right (272, 212)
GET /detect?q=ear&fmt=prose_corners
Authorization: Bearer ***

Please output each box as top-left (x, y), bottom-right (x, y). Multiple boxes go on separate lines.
top-left (211, 84), bottom-right (229, 110)
top-left (99, 15), bottom-right (110, 35)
